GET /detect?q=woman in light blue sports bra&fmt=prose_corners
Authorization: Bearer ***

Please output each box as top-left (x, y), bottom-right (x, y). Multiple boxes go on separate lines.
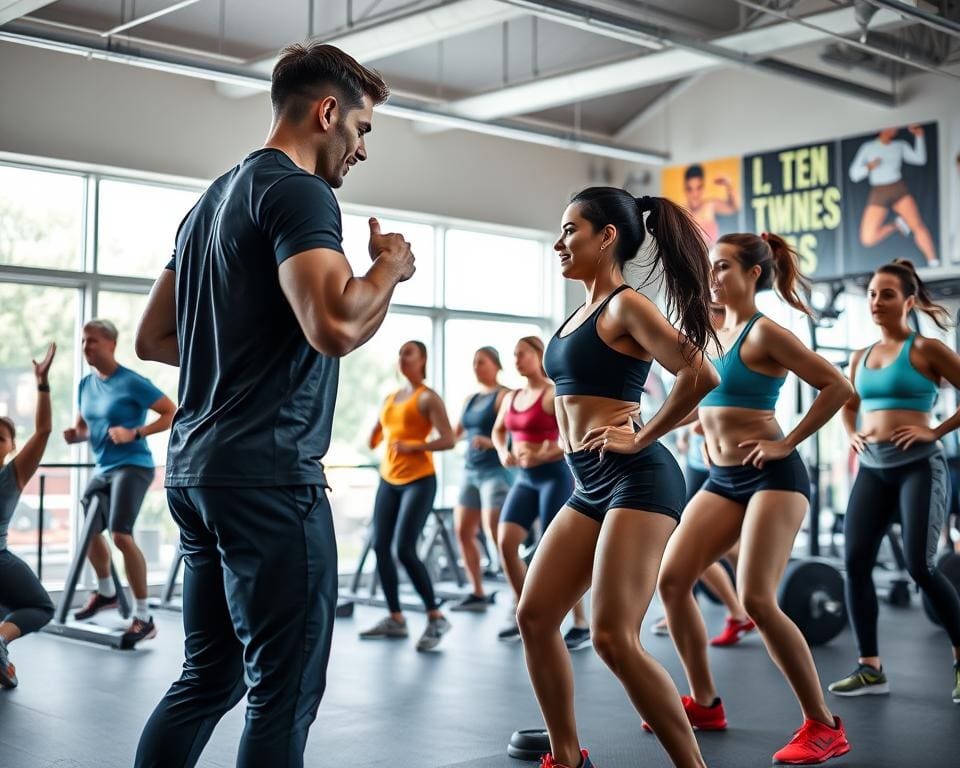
top-left (830, 259), bottom-right (960, 704)
top-left (657, 233), bottom-right (854, 765)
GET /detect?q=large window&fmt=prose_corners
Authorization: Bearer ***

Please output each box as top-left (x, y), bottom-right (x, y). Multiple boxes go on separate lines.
top-left (0, 165), bottom-right (84, 270)
top-left (0, 156), bottom-right (559, 582)
top-left (96, 179), bottom-right (199, 278)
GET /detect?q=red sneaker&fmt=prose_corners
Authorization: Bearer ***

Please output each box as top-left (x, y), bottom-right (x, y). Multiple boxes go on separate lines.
top-left (541, 749), bottom-right (593, 768)
top-left (773, 717), bottom-right (850, 765)
top-left (710, 615), bottom-right (756, 646)
top-left (642, 695), bottom-right (727, 732)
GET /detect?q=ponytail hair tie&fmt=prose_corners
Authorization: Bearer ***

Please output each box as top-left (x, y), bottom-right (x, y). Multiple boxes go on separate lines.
top-left (636, 195), bottom-right (656, 213)
top-left (760, 232), bottom-right (770, 242)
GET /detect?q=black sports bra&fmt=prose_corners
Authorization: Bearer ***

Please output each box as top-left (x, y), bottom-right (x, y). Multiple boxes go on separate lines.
top-left (544, 285), bottom-right (651, 403)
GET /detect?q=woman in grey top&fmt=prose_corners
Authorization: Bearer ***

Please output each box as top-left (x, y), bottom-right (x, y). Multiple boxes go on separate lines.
top-left (0, 343), bottom-right (56, 689)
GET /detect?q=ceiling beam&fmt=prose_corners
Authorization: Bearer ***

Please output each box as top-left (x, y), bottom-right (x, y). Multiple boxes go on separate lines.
top-left (247, 0), bottom-right (525, 71)
top-left (864, 0), bottom-right (960, 38)
top-left (431, 2), bottom-right (902, 123)
top-left (0, 0), bottom-right (57, 26)
top-left (214, 0), bottom-right (525, 98)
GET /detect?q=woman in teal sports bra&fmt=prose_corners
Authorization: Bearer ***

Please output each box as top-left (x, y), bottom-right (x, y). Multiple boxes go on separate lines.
top-left (657, 232), bottom-right (854, 766)
top-left (828, 259), bottom-right (960, 704)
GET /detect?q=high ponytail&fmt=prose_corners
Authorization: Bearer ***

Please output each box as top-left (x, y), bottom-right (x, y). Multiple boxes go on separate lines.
top-left (876, 259), bottom-right (951, 330)
top-left (716, 232), bottom-right (812, 316)
top-left (569, 187), bottom-right (717, 360)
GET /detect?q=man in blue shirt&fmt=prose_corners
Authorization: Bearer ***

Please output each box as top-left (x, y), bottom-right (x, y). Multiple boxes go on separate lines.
top-left (135, 43), bottom-right (414, 768)
top-left (65, 319), bottom-right (176, 649)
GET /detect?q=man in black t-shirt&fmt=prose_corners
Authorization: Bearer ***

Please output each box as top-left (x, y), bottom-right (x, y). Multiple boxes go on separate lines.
top-left (134, 43), bottom-right (414, 768)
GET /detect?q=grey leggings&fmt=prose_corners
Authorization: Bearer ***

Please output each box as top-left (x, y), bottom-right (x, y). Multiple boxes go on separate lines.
top-left (846, 444), bottom-right (960, 656)
top-left (0, 549), bottom-right (54, 636)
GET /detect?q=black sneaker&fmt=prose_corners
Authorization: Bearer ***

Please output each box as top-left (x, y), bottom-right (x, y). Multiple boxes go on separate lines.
top-left (120, 617), bottom-right (157, 650)
top-left (563, 626), bottom-right (592, 651)
top-left (498, 615), bottom-right (522, 641)
top-left (74, 591), bottom-right (119, 621)
top-left (450, 593), bottom-right (491, 612)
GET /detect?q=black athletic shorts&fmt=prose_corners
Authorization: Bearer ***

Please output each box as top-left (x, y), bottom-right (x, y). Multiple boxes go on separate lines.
top-left (81, 465), bottom-right (155, 534)
top-left (700, 450), bottom-right (810, 506)
top-left (565, 441), bottom-right (686, 523)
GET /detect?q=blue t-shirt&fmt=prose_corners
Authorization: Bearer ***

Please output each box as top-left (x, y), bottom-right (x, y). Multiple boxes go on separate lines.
top-left (0, 462), bottom-right (20, 550)
top-left (79, 366), bottom-right (163, 473)
top-left (165, 148), bottom-right (343, 487)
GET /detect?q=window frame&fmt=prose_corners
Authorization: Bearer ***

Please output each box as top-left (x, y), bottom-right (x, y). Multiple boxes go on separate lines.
top-left (0, 151), bottom-right (561, 581)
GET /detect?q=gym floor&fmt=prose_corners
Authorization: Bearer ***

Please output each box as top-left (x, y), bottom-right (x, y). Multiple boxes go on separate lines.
top-left (1, 590), bottom-right (956, 768)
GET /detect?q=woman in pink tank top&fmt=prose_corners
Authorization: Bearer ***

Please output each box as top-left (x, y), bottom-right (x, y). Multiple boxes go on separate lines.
top-left (491, 337), bottom-right (590, 650)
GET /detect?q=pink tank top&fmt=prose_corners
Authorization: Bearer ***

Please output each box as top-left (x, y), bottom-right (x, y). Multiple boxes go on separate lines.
top-left (504, 389), bottom-right (559, 443)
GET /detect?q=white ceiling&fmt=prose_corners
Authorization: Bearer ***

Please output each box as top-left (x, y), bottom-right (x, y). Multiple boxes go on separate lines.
top-left (3, 0), bottom-right (959, 159)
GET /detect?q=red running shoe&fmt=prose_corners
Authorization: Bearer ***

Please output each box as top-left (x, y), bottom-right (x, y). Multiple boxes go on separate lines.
top-left (642, 695), bottom-right (727, 732)
top-left (540, 749), bottom-right (593, 768)
top-left (710, 615), bottom-right (756, 646)
top-left (773, 717), bottom-right (850, 765)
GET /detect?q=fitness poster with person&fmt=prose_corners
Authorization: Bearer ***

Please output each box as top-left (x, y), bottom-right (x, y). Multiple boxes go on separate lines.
top-left (841, 122), bottom-right (940, 274)
top-left (660, 156), bottom-right (741, 247)
top-left (663, 120), bottom-right (942, 282)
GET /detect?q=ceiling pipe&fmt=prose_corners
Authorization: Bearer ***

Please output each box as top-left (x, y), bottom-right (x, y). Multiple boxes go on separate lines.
top-left (0, 27), bottom-right (670, 165)
top-left (99, 0), bottom-right (202, 38)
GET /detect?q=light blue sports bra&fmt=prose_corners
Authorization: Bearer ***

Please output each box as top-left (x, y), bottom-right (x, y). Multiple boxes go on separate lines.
top-left (856, 334), bottom-right (937, 413)
top-left (700, 313), bottom-right (786, 411)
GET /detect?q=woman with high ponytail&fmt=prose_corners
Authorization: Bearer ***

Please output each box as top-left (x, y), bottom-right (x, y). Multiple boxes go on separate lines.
top-left (658, 231), bottom-right (853, 765)
top-left (515, 187), bottom-right (720, 768)
top-left (830, 258), bottom-right (960, 705)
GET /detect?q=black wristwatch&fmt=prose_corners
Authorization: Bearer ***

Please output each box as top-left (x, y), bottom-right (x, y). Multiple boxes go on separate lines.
top-left (37, 383), bottom-right (50, 392)
top-left (135, 429), bottom-right (143, 440)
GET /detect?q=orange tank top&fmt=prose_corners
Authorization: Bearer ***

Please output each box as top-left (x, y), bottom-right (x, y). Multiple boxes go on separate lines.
top-left (379, 385), bottom-right (435, 485)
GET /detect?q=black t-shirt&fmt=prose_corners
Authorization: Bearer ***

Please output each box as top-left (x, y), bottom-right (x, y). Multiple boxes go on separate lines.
top-left (165, 148), bottom-right (343, 488)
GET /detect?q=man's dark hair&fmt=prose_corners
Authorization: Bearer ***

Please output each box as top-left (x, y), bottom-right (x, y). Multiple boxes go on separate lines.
top-left (684, 164), bottom-right (705, 182)
top-left (271, 42), bottom-right (390, 122)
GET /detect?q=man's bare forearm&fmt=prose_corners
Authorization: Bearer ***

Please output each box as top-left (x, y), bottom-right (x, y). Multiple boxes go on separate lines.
top-left (336, 260), bottom-right (402, 352)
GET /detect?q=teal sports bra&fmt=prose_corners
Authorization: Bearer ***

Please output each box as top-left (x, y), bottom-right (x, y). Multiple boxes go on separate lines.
top-left (700, 313), bottom-right (786, 411)
top-left (856, 334), bottom-right (937, 413)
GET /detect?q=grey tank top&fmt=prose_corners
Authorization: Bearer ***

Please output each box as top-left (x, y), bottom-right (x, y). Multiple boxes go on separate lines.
top-left (0, 462), bottom-right (22, 551)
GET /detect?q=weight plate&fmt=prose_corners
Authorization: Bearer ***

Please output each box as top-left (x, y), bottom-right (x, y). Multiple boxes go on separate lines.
top-left (507, 729), bottom-right (551, 761)
top-left (923, 551), bottom-right (960, 627)
top-left (778, 559), bottom-right (846, 646)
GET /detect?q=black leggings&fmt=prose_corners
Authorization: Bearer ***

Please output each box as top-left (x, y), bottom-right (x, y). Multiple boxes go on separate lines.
top-left (0, 549), bottom-right (54, 636)
top-left (372, 475), bottom-right (438, 614)
top-left (845, 454), bottom-right (960, 657)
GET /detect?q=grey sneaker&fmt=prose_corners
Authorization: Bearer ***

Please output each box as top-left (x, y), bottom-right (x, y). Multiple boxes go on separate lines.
top-left (359, 616), bottom-right (409, 639)
top-left (450, 593), bottom-right (491, 612)
top-left (498, 614), bottom-right (522, 641)
top-left (417, 616), bottom-right (451, 651)
top-left (828, 664), bottom-right (889, 696)
top-left (563, 626), bottom-right (592, 651)
top-left (0, 638), bottom-right (17, 689)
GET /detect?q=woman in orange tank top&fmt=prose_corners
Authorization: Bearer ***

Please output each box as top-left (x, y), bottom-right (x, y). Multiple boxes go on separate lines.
top-left (358, 340), bottom-right (456, 652)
